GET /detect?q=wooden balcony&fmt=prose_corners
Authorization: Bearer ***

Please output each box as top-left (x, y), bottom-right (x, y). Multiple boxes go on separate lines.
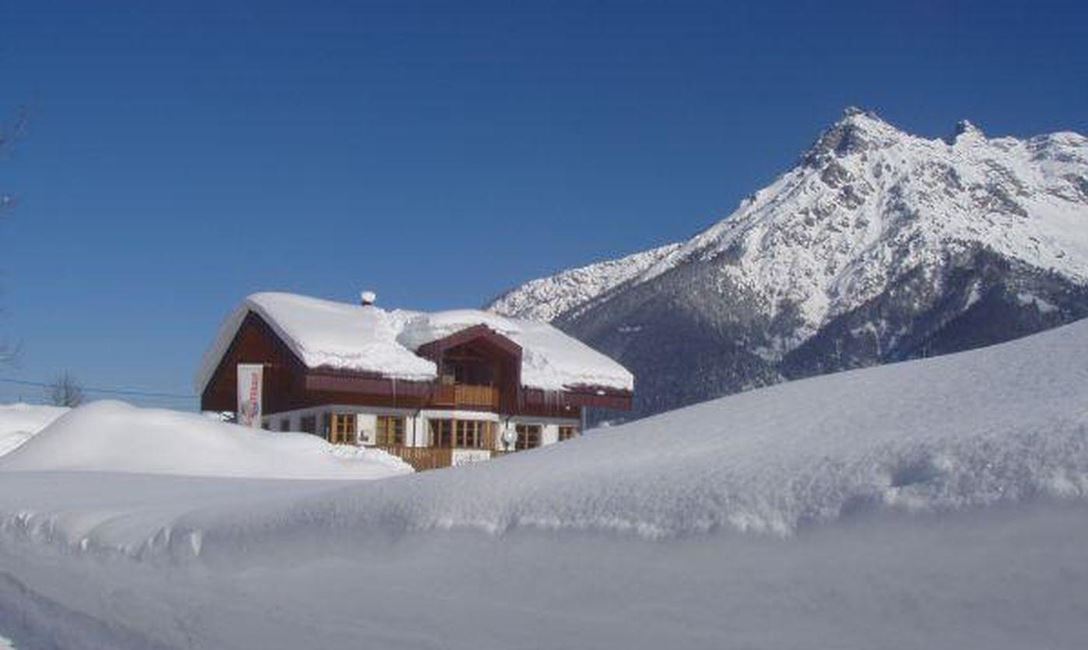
top-left (379, 446), bottom-right (512, 472)
top-left (432, 383), bottom-right (500, 409)
top-left (381, 446), bottom-right (453, 471)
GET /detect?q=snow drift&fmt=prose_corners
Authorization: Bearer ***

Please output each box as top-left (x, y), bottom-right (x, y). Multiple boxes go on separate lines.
top-left (0, 401), bottom-right (411, 480)
top-left (0, 404), bottom-right (68, 457)
top-left (1, 321), bottom-right (1087, 649)
top-left (152, 315), bottom-right (1088, 554)
top-left (2, 316), bottom-right (1086, 553)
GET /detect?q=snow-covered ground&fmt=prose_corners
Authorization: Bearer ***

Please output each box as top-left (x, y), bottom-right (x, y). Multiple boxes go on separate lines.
top-left (0, 403), bottom-right (68, 457)
top-left (1, 319), bottom-right (1087, 648)
top-left (0, 401), bottom-right (411, 479)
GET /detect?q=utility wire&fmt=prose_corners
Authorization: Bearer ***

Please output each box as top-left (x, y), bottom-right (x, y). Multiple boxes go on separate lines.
top-left (0, 377), bottom-right (196, 400)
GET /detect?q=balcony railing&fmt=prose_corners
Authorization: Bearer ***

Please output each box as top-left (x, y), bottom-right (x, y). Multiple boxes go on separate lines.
top-left (381, 446), bottom-right (453, 471)
top-left (433, 383), bottom-right (500, 409)
top-left (379, 446), bottom-right (512, 472)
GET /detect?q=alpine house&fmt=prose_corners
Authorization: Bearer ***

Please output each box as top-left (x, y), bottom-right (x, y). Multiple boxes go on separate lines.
top-left (196, 292), bottom-right (634, 469)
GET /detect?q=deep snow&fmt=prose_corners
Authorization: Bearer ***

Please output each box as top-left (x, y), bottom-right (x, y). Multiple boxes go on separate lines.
top-left (0, 401), bottom-right (411, 480)
top-left (168, 314), bottom-right (1088, 546)
top-left (0, 404), bottom-right (67, 457)
top-left (1, 319), bottom-right (1087, 648)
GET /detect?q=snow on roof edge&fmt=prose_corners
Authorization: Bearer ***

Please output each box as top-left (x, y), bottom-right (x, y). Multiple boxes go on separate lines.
top-left (194, 301), bottom-right (250, 395)
top-left (195, 293), bottom-right (634, 396)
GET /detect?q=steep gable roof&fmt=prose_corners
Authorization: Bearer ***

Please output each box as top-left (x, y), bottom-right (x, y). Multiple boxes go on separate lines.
top-left (196, 292), bottom-right (634, 395)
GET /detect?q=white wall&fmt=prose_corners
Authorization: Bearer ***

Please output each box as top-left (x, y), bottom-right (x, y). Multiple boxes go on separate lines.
top-left (267, 405), bottom-right (418, 446)
top-left (266, 405), bottom-right (579, 450)
top-left (355, 413), bottom-right (377, 446)
top-left (504, 415), bottom-right (580, 450)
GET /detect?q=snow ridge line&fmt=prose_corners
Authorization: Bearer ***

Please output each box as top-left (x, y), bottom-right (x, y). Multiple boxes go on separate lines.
top-left (12, 426), bottom-right (1082, 566)
top-left (1, 431), bottom-right (1087, 565)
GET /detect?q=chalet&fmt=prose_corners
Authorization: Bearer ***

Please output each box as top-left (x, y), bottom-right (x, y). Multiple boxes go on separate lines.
top-left (196, 291), bottom-right (634, 470)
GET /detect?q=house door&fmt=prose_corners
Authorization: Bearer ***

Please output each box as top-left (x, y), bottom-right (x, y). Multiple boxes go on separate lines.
top-left (330, 413), bottom-right (357, 445)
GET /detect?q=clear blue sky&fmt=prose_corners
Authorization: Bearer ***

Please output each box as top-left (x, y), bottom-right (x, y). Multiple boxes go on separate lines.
top-left (1, 0), bottom-right (1086, 407)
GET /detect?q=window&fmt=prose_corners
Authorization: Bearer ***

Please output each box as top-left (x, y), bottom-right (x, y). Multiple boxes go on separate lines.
top-left (454, 420), bottom-right (494, 449)
top-left (429, 419), bottom-right (495, 449)
top-left (280, 418), bottom-right (291, 432)
top-left (330, 413), bottom-right (356, 445)
top-left (376, 415), bottom-right (405, 447)
top-left (558, 425), bottom-right (578, 442)
top-left (515, 424), bottom-right (541, 450)
top-left (300, 415), bottom-right (317, 435)
top-left (454, 420), bottom-right (471, 448)
top-left (429, 419), bottom-right (453, 448)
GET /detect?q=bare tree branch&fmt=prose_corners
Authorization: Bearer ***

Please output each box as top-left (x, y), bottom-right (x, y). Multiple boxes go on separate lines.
top-left (47, 372), bottom-right (85, 408)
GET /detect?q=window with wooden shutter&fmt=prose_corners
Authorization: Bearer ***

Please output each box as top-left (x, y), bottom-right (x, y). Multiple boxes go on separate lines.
top-left (330, 413), bottom-right (356, 445)
top-left (376, 416), bottom-right (405, 446)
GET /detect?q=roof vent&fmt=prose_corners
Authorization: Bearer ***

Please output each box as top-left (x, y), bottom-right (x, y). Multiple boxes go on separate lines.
top-left (360, 290), bottom-right (377, 306)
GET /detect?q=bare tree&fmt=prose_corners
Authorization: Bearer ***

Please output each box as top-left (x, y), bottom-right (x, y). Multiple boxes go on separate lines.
top-left (47, 372), bottom-right (84, 408)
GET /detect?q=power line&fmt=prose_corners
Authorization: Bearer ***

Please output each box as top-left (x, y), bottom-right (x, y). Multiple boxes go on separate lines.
top-left (0, 377), bottom-right (196, 400)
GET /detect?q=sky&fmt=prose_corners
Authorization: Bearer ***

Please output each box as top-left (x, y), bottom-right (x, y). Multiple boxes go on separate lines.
top-left (1, 0), bottom-right (1086, 407)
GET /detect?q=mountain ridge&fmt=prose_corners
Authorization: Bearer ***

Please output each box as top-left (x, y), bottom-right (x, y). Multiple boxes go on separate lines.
top-left (489, 108), bottom-right (1088, 419)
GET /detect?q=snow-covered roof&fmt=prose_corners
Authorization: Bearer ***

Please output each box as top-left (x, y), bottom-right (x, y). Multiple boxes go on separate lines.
top-left (195, 292), bottom-right (634, 394)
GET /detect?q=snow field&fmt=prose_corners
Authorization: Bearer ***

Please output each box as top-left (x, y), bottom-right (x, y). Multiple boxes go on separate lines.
top-left (0, 400), bottom-right (411, 480)
top-left (0, 318), bottom-right (1086, 648)
top-left (0, 404), bottom-right (68, 457)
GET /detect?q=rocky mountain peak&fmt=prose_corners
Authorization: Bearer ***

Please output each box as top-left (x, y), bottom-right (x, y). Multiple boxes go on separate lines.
top-left (803, 107), bottom-right (902, 167)
top-left (949, 119), bottom-right (986, 144)
top-left (489, 113), bottom-right (1088, 420)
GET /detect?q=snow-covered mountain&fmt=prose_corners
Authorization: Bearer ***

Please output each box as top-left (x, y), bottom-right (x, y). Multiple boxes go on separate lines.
top-left (488, 243), bottom-right (683, 322)
top-left (489, 108), bottom-right (1088, 418)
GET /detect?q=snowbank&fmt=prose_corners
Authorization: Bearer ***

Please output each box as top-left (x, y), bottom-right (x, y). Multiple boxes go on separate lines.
top-left (1, 322), bottom-right (1088, 648)
top-left (3, 497), bottom-right (1087, 650)
top-left (0, 401), bottom-right (411, 480)
top-left (3, 317), bottom-right (1087, 551)
top-left (0, 403), bottom-right (68, 457)
top-left (168, 316), bottom-right (1088, 547)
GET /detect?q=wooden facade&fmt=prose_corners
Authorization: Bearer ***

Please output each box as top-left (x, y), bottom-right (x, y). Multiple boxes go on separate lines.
top-left (201, 311), bottom-right (631, 417)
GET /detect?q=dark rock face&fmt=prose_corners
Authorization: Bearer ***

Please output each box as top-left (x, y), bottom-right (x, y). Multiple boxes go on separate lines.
top-left (556, 259), bottom-right (785, 417)
top-left (782, 248), bottom-right (1088, 380)
top-left (560, 246), bottom-right (1088, 423)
